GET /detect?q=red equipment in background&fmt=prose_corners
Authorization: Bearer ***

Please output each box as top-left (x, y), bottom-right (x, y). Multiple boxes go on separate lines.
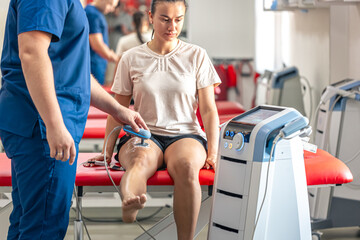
top-left (213, 60), bottom-right (259, 109)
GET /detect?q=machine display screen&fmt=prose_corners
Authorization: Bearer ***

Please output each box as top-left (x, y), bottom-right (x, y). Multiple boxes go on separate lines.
top-left (234, 108), bottom-right (281, 125)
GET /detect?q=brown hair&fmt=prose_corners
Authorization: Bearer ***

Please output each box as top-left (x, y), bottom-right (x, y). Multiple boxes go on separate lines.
top-left (150, 0), bottom-right (188, 14)
top-left (133, 11), bottom-right (146, 44)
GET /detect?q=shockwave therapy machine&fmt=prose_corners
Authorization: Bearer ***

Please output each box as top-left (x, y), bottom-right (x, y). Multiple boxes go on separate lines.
top-left (268, 67), bottom-right (307, 117)
top-left (310, 79), bottom-right (360, 229)
top-left (208, 105), bottom-right (312, 240)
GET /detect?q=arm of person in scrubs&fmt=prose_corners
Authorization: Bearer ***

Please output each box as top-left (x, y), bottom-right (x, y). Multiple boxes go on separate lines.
top-left (18, 30), bottom-right (76, 165)
top-left (198, 85), bottom-right (220, 170)
top-left (90, 75), bottom-right (147, 134)
top-left (89, 33), bottom-right (119, 62)
top-left (88, 93), bottom-right (132, 164)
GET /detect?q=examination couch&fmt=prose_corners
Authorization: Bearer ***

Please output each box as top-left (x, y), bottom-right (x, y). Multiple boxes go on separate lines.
top-left (82, 101), bottom-right (245, 151)
top-left (0, 148), bottom-right (353, 239)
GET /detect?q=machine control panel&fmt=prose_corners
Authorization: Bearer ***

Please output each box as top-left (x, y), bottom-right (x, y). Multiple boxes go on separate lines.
top-left (222, 106), bottom-right (283, 152)
top-left (223, 123), bottom-right (253, 142)
top-left (223, 123), bottom-right (253, 151)
top-left (233, 133), bottom-right (245, 151)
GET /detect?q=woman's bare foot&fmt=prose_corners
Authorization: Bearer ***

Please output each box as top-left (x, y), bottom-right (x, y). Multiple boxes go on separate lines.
top-left (122, 193), bottom-right (147, 223)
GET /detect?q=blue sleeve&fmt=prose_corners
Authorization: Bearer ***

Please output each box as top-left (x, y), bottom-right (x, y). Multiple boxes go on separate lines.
top-left (17, 0), bottom-right (68, 42)
top-left (86, 8), bottom-right (104, 34)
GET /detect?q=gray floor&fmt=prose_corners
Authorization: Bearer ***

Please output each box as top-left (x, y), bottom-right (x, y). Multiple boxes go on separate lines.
top-left (65, 222), bottom-right (360, 240)
top-left (318, 228), bottom-right (360, 240)
top-left (2, 191), bottom-right (360, 239)
top-left (64, 206), bottom-right (360, 240)
top-left (1, 201), bottom-right (360, 239)
top-left (65, 206), bottom-right (209, 240)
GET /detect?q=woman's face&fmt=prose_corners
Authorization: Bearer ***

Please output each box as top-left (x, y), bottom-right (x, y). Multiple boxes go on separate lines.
top-left (149, 2), bottom-right (186, 43)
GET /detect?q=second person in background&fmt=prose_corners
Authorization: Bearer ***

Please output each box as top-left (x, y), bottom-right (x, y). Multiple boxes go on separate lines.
top-left (85, 0), bottom-right (119, 85)
top-left (115, 11), bottom-right (152, 57)
top-left (89, 0), bottom-right (221, 239)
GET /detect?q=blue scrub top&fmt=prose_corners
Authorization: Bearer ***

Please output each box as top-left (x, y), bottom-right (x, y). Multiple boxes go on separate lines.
top-left (85, 5), bottom-right (109, 85)
top-left (0, 0), bottom-right (91, 143)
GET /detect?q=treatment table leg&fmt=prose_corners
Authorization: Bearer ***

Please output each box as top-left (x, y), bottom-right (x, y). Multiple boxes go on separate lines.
top-left (74, 186), bottom-right (84, 240)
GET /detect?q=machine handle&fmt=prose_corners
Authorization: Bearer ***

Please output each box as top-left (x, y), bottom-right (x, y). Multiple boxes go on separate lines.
top-left (356, 92), bottom-right (360, 101)
top-left (280, 117), bottom-right (309, 138)
top-left (320, 86), bottom-right (360, 103)
top-left (123, 125), bottom-right (151, 139)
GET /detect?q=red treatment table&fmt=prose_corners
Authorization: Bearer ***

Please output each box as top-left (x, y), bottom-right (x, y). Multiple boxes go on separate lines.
top-left (0, 149), bottom-right (353, 239)
top-left (82, 101), bottom-right (244, 151)
top-left (102, 86), bottom-right (114, 95)
top-left (83, 114), bottom-right (240, 140)
top-left (87, 105), bottom-right (134, 119)
top-left (83, 119), bottom-right (125, 139)
top-left (81, 114), bottom-right (241, 152)
top-left (81, 119), bottom-right (126, 152)
top-left (87, 101), bottom-right (245, 120)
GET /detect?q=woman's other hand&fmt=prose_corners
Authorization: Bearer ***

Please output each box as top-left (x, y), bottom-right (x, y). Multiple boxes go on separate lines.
top-left (84, 153), bottom-right (111, 167)
top-left (204, 153), bottom-right (217, 170)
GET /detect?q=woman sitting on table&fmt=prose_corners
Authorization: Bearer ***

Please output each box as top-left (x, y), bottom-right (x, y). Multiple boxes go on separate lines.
top-left (89, 0), bottom-right (221, 239)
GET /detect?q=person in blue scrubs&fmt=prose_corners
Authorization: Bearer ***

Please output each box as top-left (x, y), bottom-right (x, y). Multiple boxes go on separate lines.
top-left (0, 0), bottom-right (147, 239)
top-left (86, 0), bottom-right (120, 85)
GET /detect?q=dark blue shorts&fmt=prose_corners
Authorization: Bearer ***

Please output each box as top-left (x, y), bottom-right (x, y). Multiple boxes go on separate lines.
top-left (115, 133), bottom-right (207, 162)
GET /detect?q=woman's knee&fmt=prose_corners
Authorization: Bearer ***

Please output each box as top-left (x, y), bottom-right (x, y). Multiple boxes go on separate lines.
top-left (168, 158), bottom-right (200, 183)
top-left (120, 141), bottom-right (162, 171)
top-left (125, 155), bottom-right (155, 172)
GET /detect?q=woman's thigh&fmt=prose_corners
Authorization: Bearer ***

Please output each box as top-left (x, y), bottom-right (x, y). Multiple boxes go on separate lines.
top-left (164, 138), bottom-right (207, 176)
top-left (118, 137), bottom-right (164, 173)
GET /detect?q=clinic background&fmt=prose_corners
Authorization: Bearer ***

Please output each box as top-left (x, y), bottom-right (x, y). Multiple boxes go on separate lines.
top-left (1, 0), bottom-right (360, 117)
top-left (0, 1), bottom-right (360, 239)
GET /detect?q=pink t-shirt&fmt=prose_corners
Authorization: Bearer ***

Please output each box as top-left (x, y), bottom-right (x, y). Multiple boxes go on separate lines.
top-left (112, 40), bottom-right (221, 137)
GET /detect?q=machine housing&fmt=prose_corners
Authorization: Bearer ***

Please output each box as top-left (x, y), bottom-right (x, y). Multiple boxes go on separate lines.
top-left (208, 105), bottom-right (311, 240)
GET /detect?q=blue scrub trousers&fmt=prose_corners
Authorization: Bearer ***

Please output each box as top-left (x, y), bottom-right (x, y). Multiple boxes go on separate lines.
top-left (0, 122), bottom-right (78, 240)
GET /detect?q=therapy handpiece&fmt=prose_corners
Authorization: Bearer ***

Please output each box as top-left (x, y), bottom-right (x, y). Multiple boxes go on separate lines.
top-left (280, 116), bottom-right (310, 139)
top-left (123, 125), bottom-right (151, 147)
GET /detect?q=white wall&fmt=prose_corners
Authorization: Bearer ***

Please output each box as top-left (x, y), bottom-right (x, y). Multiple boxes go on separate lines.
top-left (280, 8), bottom-right (330, 104)
top-left (255, 0), bottom-right (278, 73)
top-left (330, 5), bottom-right (350, 83)
top-left (348, 4), bottom-right (360, 79)
top-left (255, 6), bottom-right (330, 118)
top-left (276, 3), bottom-right (360, 118)
top-left (330, 4), bottom-right (360, 83)
top-left (187, 0), bottom-right (255, 59)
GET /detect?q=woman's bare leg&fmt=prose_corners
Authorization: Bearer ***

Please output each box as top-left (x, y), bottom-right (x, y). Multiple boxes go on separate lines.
top-left (118, 137), bottom-right (163, 223)
top-left (164, 138), bottom-right (207, 240)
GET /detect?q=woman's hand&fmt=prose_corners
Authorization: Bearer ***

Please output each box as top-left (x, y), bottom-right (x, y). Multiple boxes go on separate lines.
top-left (204, 153), bottom-right (217, 170)
top-left (84, 153), bottom-right (112, 167)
